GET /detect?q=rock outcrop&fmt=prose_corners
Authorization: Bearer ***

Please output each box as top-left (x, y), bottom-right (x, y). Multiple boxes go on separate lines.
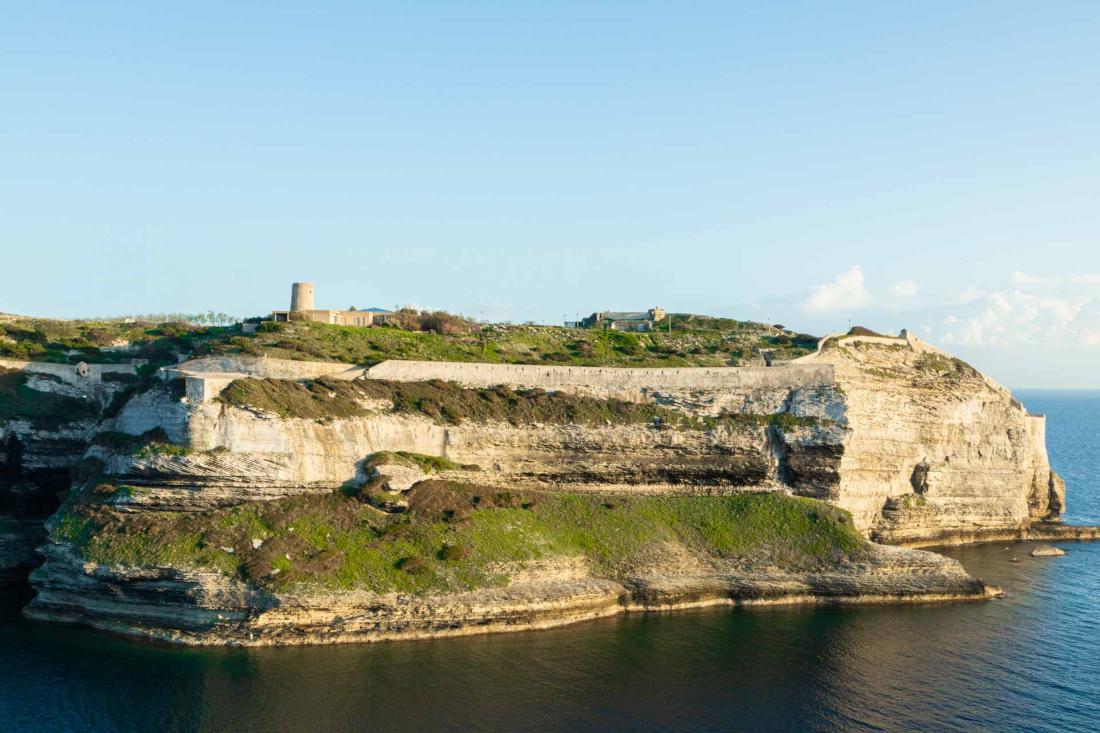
top-left (3, 333), bottom-right (1077, 643)
top-left (26, 529), bottom-right (996, 646)
top-left (795, 335), bottom-right (1064, 545)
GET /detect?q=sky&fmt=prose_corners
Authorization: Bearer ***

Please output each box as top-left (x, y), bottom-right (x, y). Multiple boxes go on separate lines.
top-left (3, 1), bottom-right (1100, 388)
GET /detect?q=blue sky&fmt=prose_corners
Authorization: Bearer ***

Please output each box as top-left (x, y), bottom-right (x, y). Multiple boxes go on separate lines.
top-left (3, 2), bottom-right (1100, 387)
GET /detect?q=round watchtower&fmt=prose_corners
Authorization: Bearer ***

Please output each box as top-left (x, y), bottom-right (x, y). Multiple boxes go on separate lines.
top-left (290, 282), bottom-right (315, 312)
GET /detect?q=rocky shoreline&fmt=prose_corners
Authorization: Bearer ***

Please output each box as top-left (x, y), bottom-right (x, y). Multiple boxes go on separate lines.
top-left (25, 543), bottom-right (997, 647)
top-left (891, 522), bottom-right (1100, 549)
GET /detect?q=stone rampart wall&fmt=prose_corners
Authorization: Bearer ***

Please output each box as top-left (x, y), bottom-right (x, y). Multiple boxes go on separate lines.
top-left (176, 356), bottom-right (367, 381)
top-left (365, 360), bottom-right (835, 392)
top-left (163, 357), bottom-right (835, 405)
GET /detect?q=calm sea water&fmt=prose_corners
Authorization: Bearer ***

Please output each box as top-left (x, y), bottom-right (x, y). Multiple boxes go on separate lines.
top-left (1, 390), bottom-right (1098, 732)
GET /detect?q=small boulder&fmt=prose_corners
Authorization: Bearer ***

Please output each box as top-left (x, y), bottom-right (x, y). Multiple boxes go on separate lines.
top-left (1030, 544), bottom-right (1066, 557)
top-left (251, 538), bottom-right (264, 550)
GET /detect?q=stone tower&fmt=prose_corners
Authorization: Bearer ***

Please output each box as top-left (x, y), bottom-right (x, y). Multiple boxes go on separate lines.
top-left (290, 282), bottom-right (315, 312)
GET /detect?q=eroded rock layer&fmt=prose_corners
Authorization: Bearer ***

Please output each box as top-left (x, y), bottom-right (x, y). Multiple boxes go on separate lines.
top-left (26, 541), bottom-right (994, 647)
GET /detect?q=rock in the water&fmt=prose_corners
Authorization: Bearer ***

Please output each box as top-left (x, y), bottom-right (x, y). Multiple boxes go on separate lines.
top-left (1029, 544), bottom-right (1066, 557)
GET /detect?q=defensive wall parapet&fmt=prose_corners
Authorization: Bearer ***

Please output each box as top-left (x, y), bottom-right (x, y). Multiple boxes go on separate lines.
top-left (176, 356), bottom-right (367, 381)
top-left (364, 360), bottom-right (835, 392)
top-left (164, 357), bottom-right (836, 405)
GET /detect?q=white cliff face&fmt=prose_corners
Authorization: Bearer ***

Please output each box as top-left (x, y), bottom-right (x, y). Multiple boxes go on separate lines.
top-left (799, 338), bottom-right (1063, 544)
top-left (101, 401), bottom-right (838, 510)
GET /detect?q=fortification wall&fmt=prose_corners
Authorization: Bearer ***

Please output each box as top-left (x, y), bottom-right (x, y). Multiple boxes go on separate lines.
top-left (364, 360), bottom-right (835, 391)
top-left (165, 357), bottom-right (835, 405)
top-left (175, 357), bottom-right (367, 381)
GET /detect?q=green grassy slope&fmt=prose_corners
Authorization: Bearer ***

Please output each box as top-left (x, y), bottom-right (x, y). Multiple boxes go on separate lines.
top-left (55, 485), bottom-right (865, 595)
top-left (1, 314), bottom-right (817, 368)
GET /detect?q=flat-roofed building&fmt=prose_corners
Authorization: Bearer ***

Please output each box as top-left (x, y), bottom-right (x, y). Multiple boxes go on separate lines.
top-left (577, 307), bottom-right (667, 332)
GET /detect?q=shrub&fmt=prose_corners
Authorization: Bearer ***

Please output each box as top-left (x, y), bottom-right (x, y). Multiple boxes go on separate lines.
top-left (438, 543), bottom-right (470, 561)
top-left (387, 309), bottom-right (477, 335)
top-left (397, 555), bottom-right (428, 574)
top-left (847, 326), bottom-right (887, 337)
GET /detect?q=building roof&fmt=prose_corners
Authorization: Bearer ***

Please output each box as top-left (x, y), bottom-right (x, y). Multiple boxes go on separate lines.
top-left (600, 311), bottom-right (652, 321)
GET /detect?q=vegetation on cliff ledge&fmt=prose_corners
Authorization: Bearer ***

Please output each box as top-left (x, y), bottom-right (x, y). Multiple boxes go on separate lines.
top-left (53, 486), bottom-right (865, 595)
top-left (223, 319), bottom-right (816, 367)
top-left (92, 428), bottom-right (191, 458)
top-left (216, 376), bottom-right (829, 432)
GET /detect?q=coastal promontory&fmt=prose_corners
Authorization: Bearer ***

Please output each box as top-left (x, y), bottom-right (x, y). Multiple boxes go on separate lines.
top-left (0, 312), bottom-right (1071, 644)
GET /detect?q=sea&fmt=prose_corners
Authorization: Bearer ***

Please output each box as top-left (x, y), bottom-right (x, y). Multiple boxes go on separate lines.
top-left (1, 389), bottom-right (1098, 732)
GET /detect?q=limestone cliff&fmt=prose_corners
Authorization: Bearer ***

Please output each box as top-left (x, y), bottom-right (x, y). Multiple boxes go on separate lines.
top-left (65, 361), bottom-right (847, 514)
top-left (3, 334), bottom-right (1073, 644)
top-left (795, 335), bottom-right (1064, 545)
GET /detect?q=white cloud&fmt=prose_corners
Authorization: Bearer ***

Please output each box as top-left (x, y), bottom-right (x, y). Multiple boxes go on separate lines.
top-left (891, 280), bottom-right (919, 298)
top-left (1010, 270), bottom-right (1041, 287)
top-left (1006, 271), bottom-right (1100, 291)
top-left (946, 285), bottom-right (986, 305)
top-left (940, 288), bottom-right (1092, 347)
top-left (804, 266), bottom-right (871, 313)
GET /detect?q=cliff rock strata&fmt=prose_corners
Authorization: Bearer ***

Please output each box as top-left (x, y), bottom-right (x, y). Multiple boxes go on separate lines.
top-left (27, 521), bottom-right (994, 646)
top-left (795, 337), bottom-right (1064, 543)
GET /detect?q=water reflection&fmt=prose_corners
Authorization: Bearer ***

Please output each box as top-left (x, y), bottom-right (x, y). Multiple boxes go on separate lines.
top-left (2, 540), bottom-right (1097, 732)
